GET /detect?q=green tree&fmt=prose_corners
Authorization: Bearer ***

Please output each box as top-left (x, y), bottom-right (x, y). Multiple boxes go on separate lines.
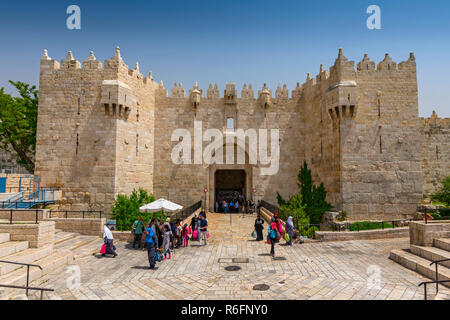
top-left (431, 176), bottom-right (450, 207)
top-left (278, 161), bottom-right (332, 225)
top-left (278, 192), bottom-right (316, 237)
top-left (111, 188), bottom-right (163, 231)
top-left (297, 161), bottom-right (332, 225)
top-left (0, 81), bottom-right (38, 172)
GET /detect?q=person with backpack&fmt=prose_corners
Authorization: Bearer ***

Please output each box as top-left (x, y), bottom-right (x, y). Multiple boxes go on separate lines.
top-left (267, 221), bottom-right (278, 257)
top-left (144, 222), bottom-right (158, 269)
top-left (132, 216), bottom-right (144, 249)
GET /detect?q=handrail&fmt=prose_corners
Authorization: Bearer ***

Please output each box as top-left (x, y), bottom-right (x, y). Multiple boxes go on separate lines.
top-left (419, 280), bottom-right (450, 301)
top-left (0, 260), bottom-right (42, 296)
top-left (0, 284), bottom-right (54, 300)
top-left (50, 210), bottom-right (103, 219)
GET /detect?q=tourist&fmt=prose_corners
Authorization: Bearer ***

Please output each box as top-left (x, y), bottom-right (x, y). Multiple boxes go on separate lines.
top-left (190, 213), bottom-right (198, 235)
top-left (199, 207), bottom-right (206, 219)
top-left (274, 215), bottom-right (283, 242)
top-left (144, 222), bottom-right (158, 269)
top-left (162, 225), bottom-right (172, 260)
top-left (169, 219), bottom-right (176, 250)
top-left (199, 215), bottom-right (208, 246)
top-left (175, 220), bottom-right (183, 248)
top-left (182, 223), bottom-right (191, 247)
top-left (102, 225), bottom-right (117, 258)
top-left (285, 216), bottom-right (294, 245)
top-left (234, 201), bottom-right (239, 213)
top-left (224, 201), bottom-right (229, 213)
top-left (254, 214), bottom-right (264, 241)
top-left (132, 216), bottom-right (144, 249)
top-left (267, 221), bottom-right (278, 257)
top-left (195, 213), bottom-right (201, 241)
top-left (229, 200), bottom-right (234, 213)
top-left (215, 201), bottom-right (219, 213)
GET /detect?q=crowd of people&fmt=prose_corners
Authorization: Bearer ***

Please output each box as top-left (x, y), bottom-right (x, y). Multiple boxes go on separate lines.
top-left (101, 206), bottom-right (297, 267)
top-left (121, 208), bottom-right (210, 269)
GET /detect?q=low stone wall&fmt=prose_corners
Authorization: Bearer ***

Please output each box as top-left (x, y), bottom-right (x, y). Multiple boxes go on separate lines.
top-left (112, 208), bottom-right (203, 243)
top-left (45, 218), bottom-right (106, 236)
top-left (409, 220), bottom-right (450, 247)
top-left (315, 227), bottom-right (409, 242)
top-left (0, 221), bottom-right (55, 248)
top-left (0, 209), bottom-right (49, 223)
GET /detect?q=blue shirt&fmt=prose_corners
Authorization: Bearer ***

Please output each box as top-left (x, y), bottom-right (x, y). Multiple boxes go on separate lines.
top-left (145, 227), bottom-right (155, 243)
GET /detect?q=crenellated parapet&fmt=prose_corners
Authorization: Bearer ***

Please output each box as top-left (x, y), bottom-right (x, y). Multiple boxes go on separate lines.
top-left (241, 84), bottom-right (254, 99)
top-left (207, 83), bottom-right (220, 99)
top-left (39, 47), bottom-right (157, 89)
top-left (171, 83), bottom-right (186, 98)
top-left (421, 110), bottom-right (450, 131)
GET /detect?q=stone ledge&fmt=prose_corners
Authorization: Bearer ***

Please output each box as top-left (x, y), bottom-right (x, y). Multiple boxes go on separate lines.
top-left (315, 227), bottom-right (409, 242)
top-left (0, 221), bottom-right (55, 248)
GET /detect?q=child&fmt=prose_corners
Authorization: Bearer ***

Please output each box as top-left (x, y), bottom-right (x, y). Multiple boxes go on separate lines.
top-left (162, 225), bottom-right (173, 260)
top-left (182, 223), bottom-right (191, 247)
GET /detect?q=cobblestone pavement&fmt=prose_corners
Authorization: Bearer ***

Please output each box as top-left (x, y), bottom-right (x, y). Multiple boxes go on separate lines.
top-left (32, 213), bottom-right (429, 300)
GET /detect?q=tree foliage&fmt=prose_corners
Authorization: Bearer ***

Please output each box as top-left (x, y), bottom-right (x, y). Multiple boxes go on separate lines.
top-left (111, 188), bottom-right (163, 231)
top-left (431, 176), bottom-right (450, 207)
top-left (0, 81), bottom-right (38, 172)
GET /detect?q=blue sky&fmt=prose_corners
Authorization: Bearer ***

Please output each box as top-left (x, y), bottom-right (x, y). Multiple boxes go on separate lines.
top-left (0, 0), bottom-right (449, 117)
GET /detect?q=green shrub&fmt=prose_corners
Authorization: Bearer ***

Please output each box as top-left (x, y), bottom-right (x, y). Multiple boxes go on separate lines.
top-left (349, 221), bottom-right (393, 231)
top-left (336, 210), bottom-right (348, 222)
top-left (431, 176), bottom-right (450, 207)
top-left (111, 188), bottom-right (164, 231)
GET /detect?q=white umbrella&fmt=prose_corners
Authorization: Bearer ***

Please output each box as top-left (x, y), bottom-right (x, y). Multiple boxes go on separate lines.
top-left (139, 198), bottom-right (183, 213)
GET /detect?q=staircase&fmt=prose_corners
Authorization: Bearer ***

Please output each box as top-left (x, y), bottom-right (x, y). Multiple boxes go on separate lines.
top-left (0, 229), bottom-right (103, 300)
top-left (390, 238), bottom-right (450, 299)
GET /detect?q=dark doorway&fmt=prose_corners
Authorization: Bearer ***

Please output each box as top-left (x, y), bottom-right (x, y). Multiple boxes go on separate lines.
top-left (215, 170), bottom-right (246, 213)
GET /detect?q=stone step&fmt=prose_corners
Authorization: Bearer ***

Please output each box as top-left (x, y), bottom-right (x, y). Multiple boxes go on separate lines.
top-left (0, 233), bottom-right (10, 244)
top-left (434, 238), bottom-right (450, 252)
top-left (0, 249), bottom-right (73, 299)
top-left (71, 237), bottom-right (104, 260)
top-left (411, 245), bottom-right (450, 268)
top-left (0, 241), bottom-right (29, 259)
top-left (54, 231), bottom-right (78, 245)
top-left (0, 246), bottom-right (53, 276)
top-left (390, 249), bottom-right (450, 288)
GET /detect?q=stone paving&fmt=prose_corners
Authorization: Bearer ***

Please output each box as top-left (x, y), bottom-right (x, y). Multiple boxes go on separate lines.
top-left (30, 213), bottom-right (432, 300)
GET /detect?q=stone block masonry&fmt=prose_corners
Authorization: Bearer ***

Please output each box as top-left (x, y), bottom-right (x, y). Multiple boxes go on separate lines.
top-left (34, 47), bottom-right (450, 221)
top-left (0, 221), bottom-right (55, 248)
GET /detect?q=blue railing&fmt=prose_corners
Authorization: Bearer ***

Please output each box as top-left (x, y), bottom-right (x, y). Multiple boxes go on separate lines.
top-left (0, 189), bottom-right (57, 209)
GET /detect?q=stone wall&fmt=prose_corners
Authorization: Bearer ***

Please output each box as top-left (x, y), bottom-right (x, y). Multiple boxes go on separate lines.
top-left (420, 111), bottom-right (450, 196)
top-left (0, 173), bottom-right (35, 193)
top-left (45, 218), bottom-right (106, 236)
top-left (0, 221), bottom-right (55, 248)
top-left (35, 47), bottom-right (447, 221)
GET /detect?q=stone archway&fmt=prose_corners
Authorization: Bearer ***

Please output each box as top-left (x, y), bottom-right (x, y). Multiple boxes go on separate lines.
top-left (207, 142), bottom-right (253, 211)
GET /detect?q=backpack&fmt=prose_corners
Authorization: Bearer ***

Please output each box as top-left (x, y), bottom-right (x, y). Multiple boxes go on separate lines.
top-left (269, 227), bottom-right (277, 239)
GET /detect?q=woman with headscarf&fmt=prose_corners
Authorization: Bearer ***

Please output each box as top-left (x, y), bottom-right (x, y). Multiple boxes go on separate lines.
top-left (285, 216), bottom-right (294, 245)
top-left (267, 221), bottom-right (278, 257)
top-left (254, 214), bottom-right (264, 241)
top-left (102, 225), bottom-right (117, 257)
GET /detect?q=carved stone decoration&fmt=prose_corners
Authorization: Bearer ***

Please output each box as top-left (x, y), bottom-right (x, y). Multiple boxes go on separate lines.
top-left (189, 82), bottom-right (202, 108)
top-left (258, 83), bottom-right (272, 109)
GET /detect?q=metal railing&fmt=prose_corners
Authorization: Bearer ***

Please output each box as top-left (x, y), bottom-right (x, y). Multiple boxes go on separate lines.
top-left (0, 209), bottom-right (40, 224)
top-left (260, 200), bottom-right (279, 215)
top-left (170, 200), bottom-right (202, 222)
top-left (0, 284), bottom-right (54, 300)
top-left (0, 260), bottom-right (49, 297)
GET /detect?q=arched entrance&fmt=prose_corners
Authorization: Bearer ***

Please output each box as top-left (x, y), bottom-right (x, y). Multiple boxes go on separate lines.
top-left (207, 141), bottom-right (253, 212)
top-left (214, 169), bottom-right (246, 212)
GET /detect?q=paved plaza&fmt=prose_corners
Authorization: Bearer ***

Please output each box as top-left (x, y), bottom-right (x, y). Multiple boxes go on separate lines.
top-left (31, 213), bottom-right (431, 300)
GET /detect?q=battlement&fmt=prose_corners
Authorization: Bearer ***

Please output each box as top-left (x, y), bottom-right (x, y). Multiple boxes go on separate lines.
top-left (40, 47), bottom-right (156, 87)
top-left (421, 110), bottom-right (450, 128)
